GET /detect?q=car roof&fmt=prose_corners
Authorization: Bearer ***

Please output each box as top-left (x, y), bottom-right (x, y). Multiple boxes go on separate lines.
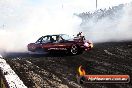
top-left (45, 34), bottom-right (66, 36)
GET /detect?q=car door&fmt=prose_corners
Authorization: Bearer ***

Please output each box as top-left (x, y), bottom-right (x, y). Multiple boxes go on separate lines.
top-left (41, 36), bottom-right (55, 51)
top-left (35, 37), bottom-right (44, 50)
top-left (53, 35), bottom-right (67, 50)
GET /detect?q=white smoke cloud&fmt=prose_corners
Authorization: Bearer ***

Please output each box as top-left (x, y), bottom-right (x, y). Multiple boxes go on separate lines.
top-left (81, 3), bottom-right (132, 43)
top-left (0, 0), bottom-right (81, 52)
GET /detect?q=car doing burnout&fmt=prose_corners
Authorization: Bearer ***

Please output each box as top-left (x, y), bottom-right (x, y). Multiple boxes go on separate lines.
top-left (27, 34), bottom-right (93, 55)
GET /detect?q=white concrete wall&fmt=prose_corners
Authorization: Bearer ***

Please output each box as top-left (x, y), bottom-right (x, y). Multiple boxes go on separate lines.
top-left (0, 55), bottom-right (27, 88)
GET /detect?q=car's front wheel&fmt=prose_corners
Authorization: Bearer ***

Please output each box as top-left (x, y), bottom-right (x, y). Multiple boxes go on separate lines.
top-left (70, 44), bottom-right (78, 55)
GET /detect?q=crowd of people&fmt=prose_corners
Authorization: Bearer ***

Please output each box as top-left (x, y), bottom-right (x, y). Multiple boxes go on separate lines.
top-left (77, 3), bottom-right (131, 24)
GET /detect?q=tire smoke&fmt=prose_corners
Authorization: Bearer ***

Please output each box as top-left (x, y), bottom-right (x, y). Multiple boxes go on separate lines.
top-left (0, 0), bottom-right (81, 52)
top-left (80, 3), bottom-right (132, 43)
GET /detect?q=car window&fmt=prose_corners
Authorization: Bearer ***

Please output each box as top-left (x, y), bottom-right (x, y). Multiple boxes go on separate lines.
top-left (42, 36), bottom-right (50, 43)
top-left (49, 35), bottom-right (57, 43)
top-left (55, 35), bottom-right (63, 42)
top-left (36, 36), bottom-right (51, 43)
top-left (51, 36), bottom-right (56, 40)
top-left (61, 34), bottom-right (72, 40)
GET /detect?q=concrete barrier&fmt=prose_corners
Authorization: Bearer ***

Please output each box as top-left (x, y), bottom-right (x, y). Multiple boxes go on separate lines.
top-left (0, 55), bottom-right (27, 88)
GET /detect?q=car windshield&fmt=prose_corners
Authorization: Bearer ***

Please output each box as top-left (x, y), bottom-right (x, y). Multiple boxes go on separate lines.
top-left (61, 34), bottom-right (72, 40)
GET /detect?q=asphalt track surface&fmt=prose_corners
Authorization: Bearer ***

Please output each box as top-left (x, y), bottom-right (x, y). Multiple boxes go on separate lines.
top-left (4, 41), bottom-right (132, 88)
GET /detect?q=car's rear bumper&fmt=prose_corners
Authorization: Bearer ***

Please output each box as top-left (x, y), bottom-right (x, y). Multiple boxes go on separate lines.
top-left (28, 47), bottom-right (35, 52)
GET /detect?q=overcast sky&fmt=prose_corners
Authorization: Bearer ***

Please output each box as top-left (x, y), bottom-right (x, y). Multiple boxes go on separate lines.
top-left (27, 0), bottom-right (132, 12)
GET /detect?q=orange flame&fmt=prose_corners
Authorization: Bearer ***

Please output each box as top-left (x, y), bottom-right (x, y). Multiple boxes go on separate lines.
top-left (78, 65), bottom-right (86, 76)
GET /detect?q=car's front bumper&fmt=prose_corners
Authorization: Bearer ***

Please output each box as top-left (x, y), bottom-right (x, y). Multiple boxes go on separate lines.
top-left (81, 43), bottom-right (93, 51)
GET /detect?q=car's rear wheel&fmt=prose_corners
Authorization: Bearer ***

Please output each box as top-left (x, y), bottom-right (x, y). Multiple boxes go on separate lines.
top-left (70, 44), bottom-right (78, 55)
